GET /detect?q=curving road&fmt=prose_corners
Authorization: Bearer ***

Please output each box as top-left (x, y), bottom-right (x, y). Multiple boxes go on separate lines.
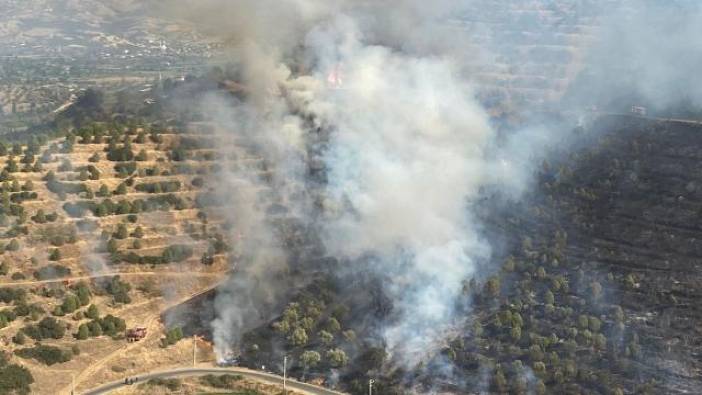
top-left (81, 366), bottom-right (347, 395)
top-left (64, 277), bottom-right (229, 395)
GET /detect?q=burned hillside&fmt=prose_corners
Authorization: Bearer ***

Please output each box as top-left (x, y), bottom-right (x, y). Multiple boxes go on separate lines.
top-left (167, 115), bottom-right (702, 394)
top-left (441, 115), bottom-right (702, 395)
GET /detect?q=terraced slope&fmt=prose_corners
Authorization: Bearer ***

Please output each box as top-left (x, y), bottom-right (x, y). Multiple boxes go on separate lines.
top-left (0, 123), bottom-right (251, 394)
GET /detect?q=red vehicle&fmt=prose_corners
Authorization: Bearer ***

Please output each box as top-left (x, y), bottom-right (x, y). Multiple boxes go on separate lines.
top-left (126, 327), bottom-right (147, 342)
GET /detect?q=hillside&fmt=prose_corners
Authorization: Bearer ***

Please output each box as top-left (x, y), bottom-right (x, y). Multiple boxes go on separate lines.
top-left (168, 115), bottom-right (702, 395)
top-left (0, 120), bottom-right (248, 394)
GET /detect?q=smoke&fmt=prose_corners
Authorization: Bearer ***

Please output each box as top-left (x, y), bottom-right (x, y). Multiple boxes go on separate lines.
top-left (201, 92), bottom-right (311, 353)
top-left (565, 0), bottom-right (702, 113)
top-left (309, 17), bottom-right (496, 358)
top-left (155, 0), bottom-right (702, 371)
top-left (158, 0), bottom-right (545, 365)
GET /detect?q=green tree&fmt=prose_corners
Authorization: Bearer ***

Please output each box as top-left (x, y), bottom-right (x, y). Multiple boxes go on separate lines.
top-left (114, 224), bottom-right (129, 239)
top-left (544, 290), bottom-right (555, 305)
top-left (326, 317), bottom-right (341, 333)
top-left (578, 315), bottom-right (589, 330)
top-left (5, 157), bottom-right (17, 173)
top-left (61, 294), bottom-right (79, 313)
top-left (115, 183), bottom-right (127, 195)
top-left (135, 149), bottom-right (148, 161)
top-left (132, 226), bottom-right (144, 239)
top-left (86, 304), bottom-right (99, 320)
top-left (96, 202), bottom-right (109, 217)
top-left (162, 327), bottom-right (183, 347)
top-left (136, 132), bottom-right (146, 144)
top-left (6, 239), bottom-right (19, 251)
top-left (77, 324), bottom-right (90, 340)
top-left (107, 239), bottom-right (118, 254)
top-left (511, 325), bottom-right (522, 342)
top-left (300, 350), bottom-right (321, 369)
top-left (76, 284), bottom-right (91, 306)
top-left (325, 348), bottom-right (349, 368)
top-left (484, 276), bottom-right (500, 297)
top-left (289, 327), bottom-right (308, 347)
top-left (88, 321), bottom-right (103, 337)
top-left (98, 184), bottom-right (110, 197)
top-left (12, 331), bottom-right (26, 344)
top-left (319, 330), bottom-right (334, 345)
top-left (49, 248), bottom-right (61, 261)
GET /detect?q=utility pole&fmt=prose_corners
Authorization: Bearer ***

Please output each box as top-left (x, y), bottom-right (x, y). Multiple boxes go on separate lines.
top-left (283, 355), bottom-right (288, 395)
top-left (192, 336), bottom-right (197, 367)
top-left (369, 378), bottom-right (375, 395)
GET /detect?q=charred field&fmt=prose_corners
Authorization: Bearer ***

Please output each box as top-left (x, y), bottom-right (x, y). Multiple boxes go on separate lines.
top-left (168, 114), bottom-right (702, 394)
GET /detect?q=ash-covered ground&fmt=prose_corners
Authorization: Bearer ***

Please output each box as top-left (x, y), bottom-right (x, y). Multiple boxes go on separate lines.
top-left (166, 114), bottom-right (702, 394)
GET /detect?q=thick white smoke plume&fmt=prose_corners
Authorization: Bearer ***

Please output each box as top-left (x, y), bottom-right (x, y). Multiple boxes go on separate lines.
top-left (148, 0), bottom-right (702, 382)
top-left (166, 0), bottom-right (532, 362)
top-left (308, 17), bottom-right (495, 357)
top-left (165, 0), bottom-right (533, 363)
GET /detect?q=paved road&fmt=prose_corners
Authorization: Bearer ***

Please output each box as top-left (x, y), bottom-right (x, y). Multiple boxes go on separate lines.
top-left (81, 367), bottom-right (346, 395)
top-left (64, 278), bottom-right (229, 395)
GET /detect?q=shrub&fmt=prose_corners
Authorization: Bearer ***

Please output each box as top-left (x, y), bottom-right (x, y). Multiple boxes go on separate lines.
top-left (106, 144), bottom-right (134, 162)
top-left (114, 224), bottom-right (129, 239)
top-left (61, 294), bottom-right (80, 314)
top-left (33, 264), bottom-right (71, 280)
top-left (74, 282), bottom-right (91, 306)
top-left (135, 149), bottom-right (148, 161)
top-left (301, 350), bottom-right (321, 369)
top-left (15, 344), bottom-right (72, 365)
top-left (161, 327), bottom-right (183, 347)
top-left (114, 183), bottom-right (127, 195)
top-left (49, 248), bottom-right (61, 261)
top-left (199, 374), bottom-right (242, 389)
top-left (86, 304), bottom-right (99, 320)
top-left (132, 226), bottom-right (144, 238)
top-left (148, 378), bottom-right (181, 391)
top-left (114, 162), bottom-right (137, 176)
top-left (22, 317), bottom-right (65, 340)
top-left (162, 244), bottom-right (193, 263)
top-left (135, 181), bottom-right (181, 194)
top-left (104, 276), bottom-right (131, 304)
top-left (5, 239), bottom-right (19, 251)
top-left (0, 360), bottom-right (34, 393)
top-left (325, 348), bottom-right (349, 368)
top-left (12, 331), bottom-right (25, 345)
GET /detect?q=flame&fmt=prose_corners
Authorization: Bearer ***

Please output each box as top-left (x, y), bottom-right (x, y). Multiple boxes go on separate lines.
top-left (326, 63), bottom-right (344, 88)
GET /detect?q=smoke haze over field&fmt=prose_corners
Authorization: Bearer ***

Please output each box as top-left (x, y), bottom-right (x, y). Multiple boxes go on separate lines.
top-left (157, 0), bottom-right (702, 367)
top-left (566, 1), bottom-right (702, 112)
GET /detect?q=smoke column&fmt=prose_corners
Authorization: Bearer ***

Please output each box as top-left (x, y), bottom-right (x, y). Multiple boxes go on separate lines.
top-left (160, 0), bottom-right (553, 363)
top-left (307, 16), bottom-right (496, 359)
